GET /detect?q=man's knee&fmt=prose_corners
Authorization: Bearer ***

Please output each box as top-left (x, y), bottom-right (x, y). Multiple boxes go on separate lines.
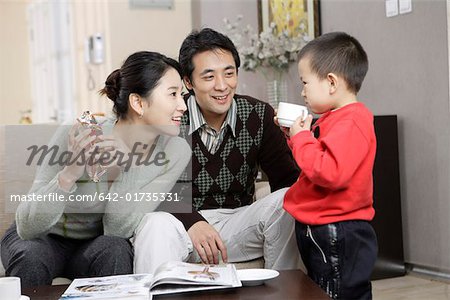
top-left (135, 212), bottom-right (182, 241)
top-left (133, 212), bottom-right (190, 273)
top-left (133, 212), bottom-right (190, 259)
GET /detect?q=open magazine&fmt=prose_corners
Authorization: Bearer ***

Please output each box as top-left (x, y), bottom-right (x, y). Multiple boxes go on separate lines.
top-left (59, 261), bottom-right (242, 300)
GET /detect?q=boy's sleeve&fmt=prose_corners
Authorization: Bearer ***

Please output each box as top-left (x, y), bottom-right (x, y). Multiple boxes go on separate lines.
top-left (289, 119), bottom-right (371, 189)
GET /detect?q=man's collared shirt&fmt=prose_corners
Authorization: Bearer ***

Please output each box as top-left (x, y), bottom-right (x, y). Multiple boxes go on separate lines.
top-left (187, 95), bottom-right (237, 154)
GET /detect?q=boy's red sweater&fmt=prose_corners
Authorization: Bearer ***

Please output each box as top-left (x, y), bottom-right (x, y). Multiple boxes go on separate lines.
top-left (284, 102), bottom-right (376, 225)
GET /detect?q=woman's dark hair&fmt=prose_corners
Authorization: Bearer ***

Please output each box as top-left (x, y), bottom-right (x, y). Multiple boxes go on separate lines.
top-left (178, 28), bottom-right (240, 83)
top-left (99, 51), bottom-right (181, 119)
top-left (298, 31), bottom-right (368, 94)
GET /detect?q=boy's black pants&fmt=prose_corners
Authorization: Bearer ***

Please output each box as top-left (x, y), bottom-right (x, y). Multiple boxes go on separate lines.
top-left (295, 220), bottom-right (378, 300)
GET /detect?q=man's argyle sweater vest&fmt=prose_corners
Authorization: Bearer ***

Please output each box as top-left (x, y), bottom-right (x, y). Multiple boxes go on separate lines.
top-left (180, 95), bottom-right (267, 211)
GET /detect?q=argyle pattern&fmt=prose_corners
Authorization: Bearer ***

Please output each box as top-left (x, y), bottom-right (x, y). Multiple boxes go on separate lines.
top-left (180, 96), bottom-right (266, 211)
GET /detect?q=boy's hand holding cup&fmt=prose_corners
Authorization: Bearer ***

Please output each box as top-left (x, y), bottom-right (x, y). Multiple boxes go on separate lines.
top-left (276, 102), bottom-right (311, 137)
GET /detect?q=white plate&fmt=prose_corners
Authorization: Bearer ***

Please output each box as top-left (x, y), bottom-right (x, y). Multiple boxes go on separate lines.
top-left (237, 269), bottom-right (279, 286)
top-left (277, 118), bottom-right (294, 128)
top-left (21, 296), bottom-right (30, 300)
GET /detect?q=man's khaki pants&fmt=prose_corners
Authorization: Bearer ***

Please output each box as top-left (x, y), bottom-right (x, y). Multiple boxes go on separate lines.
top-left (133, 188), bottom-right (303, 274)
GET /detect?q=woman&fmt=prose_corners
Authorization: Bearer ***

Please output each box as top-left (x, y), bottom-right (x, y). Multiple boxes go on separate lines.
top-left (0, 51), bottom-right (190, 288)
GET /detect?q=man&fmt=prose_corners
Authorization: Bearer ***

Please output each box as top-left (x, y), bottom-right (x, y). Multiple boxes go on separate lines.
top-left (133, 28), bottom-right (302, 274)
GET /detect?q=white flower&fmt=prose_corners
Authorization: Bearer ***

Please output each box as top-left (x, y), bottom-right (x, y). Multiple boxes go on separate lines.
top-left (224, 16), bottom-right (309, 72)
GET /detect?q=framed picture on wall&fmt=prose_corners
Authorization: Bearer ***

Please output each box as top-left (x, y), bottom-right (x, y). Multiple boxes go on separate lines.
top-left (258, 0), bottom-right (320, 39)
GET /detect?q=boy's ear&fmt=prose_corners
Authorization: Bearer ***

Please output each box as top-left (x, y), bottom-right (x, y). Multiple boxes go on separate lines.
top-left (129, 93), bottom-right (143, 116)
top-left (327, 73), bottom-right (339, 94)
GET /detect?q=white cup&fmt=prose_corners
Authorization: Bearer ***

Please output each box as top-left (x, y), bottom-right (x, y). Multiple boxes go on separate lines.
top-left (277, 102), bottom-right (308, 127)
top-left (0, 277), bottom-right (21, 300)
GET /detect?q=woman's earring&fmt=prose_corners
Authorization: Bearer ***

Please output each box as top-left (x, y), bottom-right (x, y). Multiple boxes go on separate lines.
top-left (139, 109), bottom-right (144, 119)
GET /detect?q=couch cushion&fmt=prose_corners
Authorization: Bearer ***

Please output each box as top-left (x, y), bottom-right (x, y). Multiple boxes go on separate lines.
top-left (234, 257), bottom-right (265, 269)
top-left (254, 181), bottom-right (271, 201)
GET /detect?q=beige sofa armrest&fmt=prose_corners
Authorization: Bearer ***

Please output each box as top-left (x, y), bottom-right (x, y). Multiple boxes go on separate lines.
top-left (255, 181), bottom-right (271, 201)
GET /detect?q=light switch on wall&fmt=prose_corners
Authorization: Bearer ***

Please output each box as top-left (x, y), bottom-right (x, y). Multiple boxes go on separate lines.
top-left (385, 0), bottom-right (399, 17)
top-left (399, 0), bottom-right (413, 14)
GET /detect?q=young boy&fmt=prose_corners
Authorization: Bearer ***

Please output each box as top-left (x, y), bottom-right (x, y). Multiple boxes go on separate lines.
top-left (282, 32), bottom-right (378, 299)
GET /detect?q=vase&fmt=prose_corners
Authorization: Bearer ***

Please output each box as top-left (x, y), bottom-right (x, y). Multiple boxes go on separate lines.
top-left (266, 77), bottom-right (288, 108)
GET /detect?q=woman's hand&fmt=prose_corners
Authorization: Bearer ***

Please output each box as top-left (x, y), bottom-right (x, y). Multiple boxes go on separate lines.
top-left (59, 123), bottom-right (97, 191)
top-left (89, 134), bottom-right (132, 172)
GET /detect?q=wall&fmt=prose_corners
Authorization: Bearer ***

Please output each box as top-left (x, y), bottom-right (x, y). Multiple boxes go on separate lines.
top-left (0, 1), bottom-right (32, 125)
top-left (108, 0), bottom-right (192, 68)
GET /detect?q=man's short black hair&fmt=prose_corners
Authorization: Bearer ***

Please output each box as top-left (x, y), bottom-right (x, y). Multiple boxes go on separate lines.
top-left (178, 28), bottom-right (240, 83)
top-left (298, 31), bottom-right (368, 94)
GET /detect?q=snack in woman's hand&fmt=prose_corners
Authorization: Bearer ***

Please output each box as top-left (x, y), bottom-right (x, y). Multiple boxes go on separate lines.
top-left (77, 111), bottom-right (102, 136)
top-left (77, 111), bottom-right (105, 182)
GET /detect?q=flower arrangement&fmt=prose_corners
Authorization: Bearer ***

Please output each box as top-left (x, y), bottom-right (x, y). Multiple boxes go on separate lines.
top-left (223, 15), bottom-right (311, 74)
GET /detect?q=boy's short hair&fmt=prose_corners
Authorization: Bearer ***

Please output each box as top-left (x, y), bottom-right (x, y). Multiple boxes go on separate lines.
top-left (298, 31), bottom-right (368, 94)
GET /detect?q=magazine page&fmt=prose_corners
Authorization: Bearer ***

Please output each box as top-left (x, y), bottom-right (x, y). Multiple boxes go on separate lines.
top-left (59, 274), bottom-right (153, 300)
top-left (150, 261), bottom-right (242, 295)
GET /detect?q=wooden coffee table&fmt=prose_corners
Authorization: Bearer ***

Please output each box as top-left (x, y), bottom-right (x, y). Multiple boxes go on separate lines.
top-left (23, 270), bottom-right (329, 300)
